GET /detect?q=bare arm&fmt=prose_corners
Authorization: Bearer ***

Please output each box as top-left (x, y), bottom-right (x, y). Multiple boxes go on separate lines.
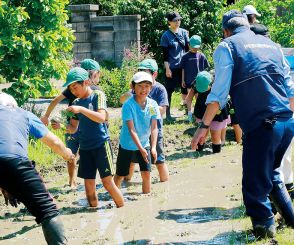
top-left (67, 106), bottom-right (107, 123)
top-left (40, 94), bottom-right (66, 125)
top-left (40, 131), bottom-right (73, 161)
top-left (150, 119), bottom-right (158, 162)
top-left (120, 91), bottom-right (132, 104)
top-left (164, 61), bottom-right (172, 78)
top-left (158, 105), bottom-right (166, 117)
top-left (66, 118), bottom-right (79, 134)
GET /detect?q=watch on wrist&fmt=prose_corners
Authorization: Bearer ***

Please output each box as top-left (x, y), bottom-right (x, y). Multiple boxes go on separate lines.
top-left (199, 121), bottom-right (210, 129)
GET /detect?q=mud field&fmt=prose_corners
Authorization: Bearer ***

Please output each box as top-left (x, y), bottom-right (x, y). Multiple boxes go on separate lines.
top-left (0, 104), bottom-right (293, 245)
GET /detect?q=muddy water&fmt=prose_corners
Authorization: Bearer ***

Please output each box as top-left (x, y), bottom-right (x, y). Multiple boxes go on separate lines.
top-left (0, 146), bottom-right (248, 244)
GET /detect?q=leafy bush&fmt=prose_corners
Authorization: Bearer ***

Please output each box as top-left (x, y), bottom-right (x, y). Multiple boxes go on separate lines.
top-left (99, 44), bottom-right (153, 107)
top-left (0, 0), bottom-right (74, 105)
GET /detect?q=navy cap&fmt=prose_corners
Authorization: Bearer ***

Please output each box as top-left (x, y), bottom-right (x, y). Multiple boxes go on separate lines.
top-left (222, 10), bottom-right (244, 29)
top-left (166, 11), bottom-right (182, 22)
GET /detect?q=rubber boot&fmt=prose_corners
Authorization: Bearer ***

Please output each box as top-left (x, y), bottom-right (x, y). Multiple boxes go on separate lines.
top-left (196, 143), bottom-right (204, 152)
top-left (212, 144), bottom-right (221, 153)
top-left (285, 183), bottom-right (294, 200)
top-left (42, 216), bottom-right (67, 245)
top-left (270, 183), bottom-right (294, 227)
top-left (251, 216), bottom-right (276, 239)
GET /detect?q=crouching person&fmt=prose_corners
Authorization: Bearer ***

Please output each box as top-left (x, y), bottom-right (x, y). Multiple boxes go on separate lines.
top-left (0, 92), bottom-right (74, 245)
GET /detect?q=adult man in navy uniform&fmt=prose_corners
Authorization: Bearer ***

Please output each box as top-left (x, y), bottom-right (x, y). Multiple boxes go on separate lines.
top-left (191, 10), bottom-right (294, 238)
top-left (0, 92), bottom-right (74, 244)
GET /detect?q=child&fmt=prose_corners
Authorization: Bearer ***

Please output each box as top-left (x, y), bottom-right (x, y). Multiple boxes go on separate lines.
top-left (114, 72), bottom-right (161, 193)
top-left (180, 35), bottom-right (209, 122)
top-left (64, 67), bottom-right (124, 208)
top-left (185, 71), bottom-right (228, 153)
top-left (120, 59), bottom-right (169, 182)
top-left (40, 59), bottom-right (101, 189)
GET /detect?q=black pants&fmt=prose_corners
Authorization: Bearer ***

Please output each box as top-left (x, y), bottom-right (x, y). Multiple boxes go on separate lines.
top-left (0, 157), bottom-right (59, 224)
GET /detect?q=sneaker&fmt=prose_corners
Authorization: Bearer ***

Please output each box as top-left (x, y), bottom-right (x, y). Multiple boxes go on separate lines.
top-left (253, 224), bottom-right (276, 239)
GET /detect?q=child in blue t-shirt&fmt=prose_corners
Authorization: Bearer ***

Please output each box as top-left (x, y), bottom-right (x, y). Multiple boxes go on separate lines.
top-left (181, 35), bottom-right (209, 122)
top-left (114, 71), bottom-right (161, 194)
top-left (64, 67), bottom-right (124, 208)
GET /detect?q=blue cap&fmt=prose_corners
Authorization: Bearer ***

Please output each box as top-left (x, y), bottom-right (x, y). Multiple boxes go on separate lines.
top-left (222, 10), bottom-right (244, 29)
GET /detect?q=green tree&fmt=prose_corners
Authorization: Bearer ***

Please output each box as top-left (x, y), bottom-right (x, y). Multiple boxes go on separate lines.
top-left (0, 0), bottom-right (74, 105)
top-left (223, 0), bottom-right (293, 47)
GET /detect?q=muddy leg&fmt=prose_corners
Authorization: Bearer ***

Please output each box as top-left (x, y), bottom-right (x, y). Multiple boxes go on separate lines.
top-left (67, 158), bottom-right (77, 189)
top-left (156, 163), bottom-right (169, 182)
top-left (114, 174), bottom-right (124, 189)
top-left (84, 179), bottom-right (98, 207)
top-left (124, 163), bottom-right (135, 181)
top-left (102, 176), bottom-right (124, 207)
top-left (141, 171), bottom-right (151, 193)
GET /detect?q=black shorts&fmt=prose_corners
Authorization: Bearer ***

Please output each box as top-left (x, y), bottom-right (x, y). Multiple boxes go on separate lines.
top-left (0, 157), bottom-right (59, 224)
top-left (230, 113), bottom-right (239, 125)
top-left (165, 68), bottom-right (188, 94)
top-left (116, 145), bottom-right (151, 176)
top-left (78, 141), bottom-right (115, 179)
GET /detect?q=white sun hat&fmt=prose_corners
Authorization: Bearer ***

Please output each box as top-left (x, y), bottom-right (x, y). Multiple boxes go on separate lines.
top-left (243, 5), bottom-right (261, 17)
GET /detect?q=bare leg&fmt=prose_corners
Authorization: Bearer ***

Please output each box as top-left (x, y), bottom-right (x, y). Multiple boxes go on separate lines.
top-left (67, 158), bottom-right (77, 189)
top-left (102, 176), bottom-right (124, 207)
top-left (84, 179), bottom-right (98, 207)
top-left (156, 163), bottom-right (169, 182)
top-left (221, 127), bottom-right (226, 146)
top-left (114, 174), bottom-right (124, 189)
top-left (141, 171), bottom-right (151, 193)
top-left (232, 124), bottom-right (242, 144)
top-left (124, 162), bottom-right (135, 181)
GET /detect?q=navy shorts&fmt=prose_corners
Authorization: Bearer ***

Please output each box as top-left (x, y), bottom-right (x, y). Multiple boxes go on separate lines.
top-left (165, 68), bottom-right (188, 94)
top-left (0, 157), bottom-right (59, 224)
top-left (78, 141), bottom-right (115, 179)
top-left (116, 145), bottom-right (151, 176)
top-left (65, 132), bottom-right (79, 155)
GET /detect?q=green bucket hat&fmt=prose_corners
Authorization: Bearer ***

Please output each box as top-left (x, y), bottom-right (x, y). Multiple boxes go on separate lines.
top-left (138, 59), bottom-right (158, 73)
top-left (189, 35), bottom-right (201, 48)
top-left (63, 67), bottom-right (89, 87)
top-left (80, 59), bottom-right (100, 71)
top-left (195, 71), bottom-right (212, 93)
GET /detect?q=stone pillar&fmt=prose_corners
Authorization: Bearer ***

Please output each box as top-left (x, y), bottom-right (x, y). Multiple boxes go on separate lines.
top-left (69, 4), bottom-right (141, 66)
top-left (68, 4), bottom-right (99, 61)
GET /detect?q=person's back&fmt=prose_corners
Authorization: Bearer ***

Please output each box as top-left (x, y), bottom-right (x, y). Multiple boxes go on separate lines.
top-left (224, 28), bottom-right (292, 133)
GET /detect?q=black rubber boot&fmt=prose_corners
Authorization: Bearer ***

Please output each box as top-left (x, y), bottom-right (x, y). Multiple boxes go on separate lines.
top-left (212, 144), bottom-right (221, 153)
top-left (196, 143), bottom-right (204, 152)
top-left (270, 183), bottom-right (294, 228)
top-left (251, 217), bottom-right (276, 240)
top-left (285, 183), bottom-right (294, 200)
top-left (42, 216), bottom-right (67, 245)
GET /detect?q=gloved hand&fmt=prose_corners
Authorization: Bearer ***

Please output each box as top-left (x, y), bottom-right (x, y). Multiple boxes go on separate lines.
top-left (1, 188), bottom-right (20, 207)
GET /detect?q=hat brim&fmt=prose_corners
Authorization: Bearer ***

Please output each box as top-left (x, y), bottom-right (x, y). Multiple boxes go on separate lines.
top-left (62, 80), bottom-right (78, 87)
top-left (190, 44), bottom-right (201, 48)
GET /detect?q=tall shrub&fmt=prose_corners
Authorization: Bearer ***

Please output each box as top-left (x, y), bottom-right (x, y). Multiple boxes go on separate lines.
top-left (0, 0), bottom-right (74, 105)
top-left (223, 0), bottom-right (293, 47)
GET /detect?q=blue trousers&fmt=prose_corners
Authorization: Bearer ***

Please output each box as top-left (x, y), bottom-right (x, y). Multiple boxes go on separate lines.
top-left (242, 117), bottom-right (294, 222)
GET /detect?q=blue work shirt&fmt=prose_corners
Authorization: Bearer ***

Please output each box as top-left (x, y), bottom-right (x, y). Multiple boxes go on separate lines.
top-left (0, 105), bottom-right (49, 159)
top-left (72, 90), bottom-right (110, 150)
top-left (120, 96), bottom-right (161, 151)
top-left (160, 28), bottom-right (189, 69)
top-left (207, 31), bottom-right (294, 109)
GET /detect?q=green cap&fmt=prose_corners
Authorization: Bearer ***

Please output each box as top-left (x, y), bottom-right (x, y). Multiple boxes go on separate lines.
top-left (63, 67), bottom-right (89, 87)
top-left (195, 71), bottom-right (212, 93)
top-left (80, 59), bottom-right (100, 71)
top-left (138, 58), bottom-right (158, 72)
top-left (189, 35), bottom-right (201, 48)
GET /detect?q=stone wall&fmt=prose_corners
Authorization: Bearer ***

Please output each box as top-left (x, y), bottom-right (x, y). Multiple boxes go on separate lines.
top-left (69, 4), bottom-right (141, 66)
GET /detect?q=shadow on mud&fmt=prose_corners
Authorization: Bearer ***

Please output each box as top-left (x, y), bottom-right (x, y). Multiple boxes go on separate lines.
top-left (0, 223), bottom-right (38, 241)
top-left (156, 206), bottom-right (246, 224)
top-left (122, 230), bottom-right (254, 245)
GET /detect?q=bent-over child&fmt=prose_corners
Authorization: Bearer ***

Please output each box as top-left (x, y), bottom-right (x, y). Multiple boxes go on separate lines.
top-left (185, 71), bottom-right (228, 153)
